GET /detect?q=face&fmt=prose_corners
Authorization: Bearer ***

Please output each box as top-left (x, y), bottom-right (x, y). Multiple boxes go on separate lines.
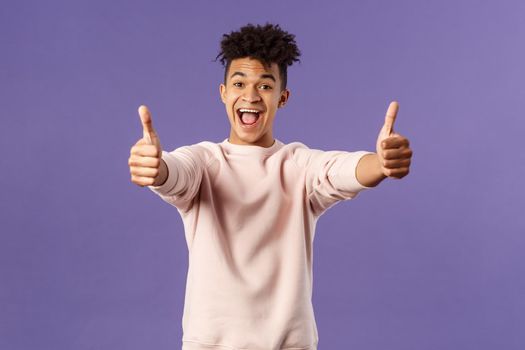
top-left (220, 57), bottom-right (290, 147)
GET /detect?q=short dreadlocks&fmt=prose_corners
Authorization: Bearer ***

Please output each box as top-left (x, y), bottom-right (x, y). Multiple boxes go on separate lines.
top-left (214, 23), bottom-right (301, 91)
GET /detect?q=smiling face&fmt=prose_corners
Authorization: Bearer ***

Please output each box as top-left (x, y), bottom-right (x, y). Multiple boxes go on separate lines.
top-left (220, 57), bottom-right (290, 147)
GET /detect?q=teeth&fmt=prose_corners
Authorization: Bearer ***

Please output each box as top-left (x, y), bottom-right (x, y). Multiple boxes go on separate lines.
top-left (239, 108), bottom-right (261, 113)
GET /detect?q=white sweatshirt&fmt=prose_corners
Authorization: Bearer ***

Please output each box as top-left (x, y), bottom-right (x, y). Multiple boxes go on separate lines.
top-left (148, 138), bottom-right (374, 350)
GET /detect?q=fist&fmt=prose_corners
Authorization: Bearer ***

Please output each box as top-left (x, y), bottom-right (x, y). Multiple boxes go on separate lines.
top-left (128, 105), bottom-right (164, 187)
top-left (376, 101), bottom-right (413, 179)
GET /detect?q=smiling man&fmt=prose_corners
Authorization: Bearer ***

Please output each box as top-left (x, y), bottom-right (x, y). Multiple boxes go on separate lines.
top-left (220, 57), bottom-right (289, 147)
top-left (128, 23), bottom-right (412, 350)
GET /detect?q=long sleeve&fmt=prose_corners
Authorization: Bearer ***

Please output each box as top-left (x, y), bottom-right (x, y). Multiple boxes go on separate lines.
top-left (148, 145), bottom-right (207, 213)
top-left (292, 146), bottom-right (375, 217)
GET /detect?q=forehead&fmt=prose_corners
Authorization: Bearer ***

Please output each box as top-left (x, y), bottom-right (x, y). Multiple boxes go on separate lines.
top-left (228, 57), bottom-right (280, 80)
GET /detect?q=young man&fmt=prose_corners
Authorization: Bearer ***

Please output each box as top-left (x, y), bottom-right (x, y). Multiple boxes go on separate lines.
top-left (128, 23), bottom-right (412, 350)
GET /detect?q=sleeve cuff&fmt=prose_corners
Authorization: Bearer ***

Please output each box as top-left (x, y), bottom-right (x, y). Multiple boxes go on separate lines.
top-left (330, 151), bottom-right (376, 193)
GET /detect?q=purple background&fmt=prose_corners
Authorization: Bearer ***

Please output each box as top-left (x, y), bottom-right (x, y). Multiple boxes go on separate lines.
top-left (2, 0), bottom-right (524, 349)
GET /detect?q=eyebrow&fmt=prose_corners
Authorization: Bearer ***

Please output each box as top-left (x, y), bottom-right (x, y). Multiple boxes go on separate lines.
top-left (230, 71), bottom-right (276, 82)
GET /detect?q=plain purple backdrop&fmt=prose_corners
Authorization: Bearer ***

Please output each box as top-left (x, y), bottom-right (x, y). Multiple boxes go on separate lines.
top-left (1, 0), bottom-right (524, 349)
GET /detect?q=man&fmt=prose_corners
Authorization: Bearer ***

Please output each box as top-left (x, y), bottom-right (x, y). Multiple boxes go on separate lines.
top-left (128, 23), bottom-right (412, 350)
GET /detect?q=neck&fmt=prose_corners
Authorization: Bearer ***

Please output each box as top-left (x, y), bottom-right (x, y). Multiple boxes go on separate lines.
top-left (228, 132), bottom-right (275, 148)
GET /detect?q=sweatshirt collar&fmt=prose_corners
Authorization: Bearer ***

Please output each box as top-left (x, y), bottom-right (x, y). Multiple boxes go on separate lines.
top-left (221, 138), bottom-right (283, 155)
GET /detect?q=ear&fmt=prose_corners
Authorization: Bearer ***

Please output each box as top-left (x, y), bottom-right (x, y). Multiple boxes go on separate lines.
top-left (278, 88), bottom-right (290, 108)
top-left (219, 83), bottom-right (226, 104)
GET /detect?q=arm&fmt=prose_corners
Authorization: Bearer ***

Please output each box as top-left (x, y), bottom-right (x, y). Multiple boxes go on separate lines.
top-left (147, 147), bottom-right (206, 213)
top-left (292, 145), bottom-right (375, 217)
top-left (355, 153), bottom-right (387, 188)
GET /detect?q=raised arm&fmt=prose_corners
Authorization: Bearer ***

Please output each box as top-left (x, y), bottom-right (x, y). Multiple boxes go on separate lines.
top-left (128, 105), bottom-right (206, 212)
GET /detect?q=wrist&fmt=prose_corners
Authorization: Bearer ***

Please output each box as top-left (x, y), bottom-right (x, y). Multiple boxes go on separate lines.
top-left (356, 153), bottom-right (386, 187)
top-left (375, 154), bottom-right (388, 179)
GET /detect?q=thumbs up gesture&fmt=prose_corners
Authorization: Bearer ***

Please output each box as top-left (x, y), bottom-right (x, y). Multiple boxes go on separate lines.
top-left (375, 101), bottom-right (413, 179)
top-left (128, 105), bottom-right (167, 187)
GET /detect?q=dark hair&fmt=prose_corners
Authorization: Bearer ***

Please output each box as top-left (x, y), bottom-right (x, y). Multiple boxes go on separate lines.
top-left (214, 23), bottom-right (301, 91)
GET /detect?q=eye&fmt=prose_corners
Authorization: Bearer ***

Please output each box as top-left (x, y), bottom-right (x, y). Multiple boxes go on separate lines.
top-left (260, 84), bottom-right (272, 90)
top-left (233, 82), bottom-right (243, 87)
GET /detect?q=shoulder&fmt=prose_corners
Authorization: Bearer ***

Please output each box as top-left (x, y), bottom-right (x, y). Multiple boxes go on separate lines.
top-left (167, 141), bottom-right (221, 168)
top-left (280, 141), bottom-right (324, 168)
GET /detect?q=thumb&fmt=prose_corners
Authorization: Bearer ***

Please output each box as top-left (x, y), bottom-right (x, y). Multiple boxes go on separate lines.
top-left (138, 105), bottom-right (157, 144)
top-left (383, 101), bottom-right (399, 136)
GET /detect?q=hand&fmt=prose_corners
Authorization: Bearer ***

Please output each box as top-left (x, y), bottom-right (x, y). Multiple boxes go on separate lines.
top-left (128, 105), bottom-right (165, 187)
top-left (375, 101), bottom-right (413, 179)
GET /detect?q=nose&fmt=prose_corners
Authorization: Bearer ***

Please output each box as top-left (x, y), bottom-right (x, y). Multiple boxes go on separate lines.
top-left (242, 86), bottom-right (261, 103)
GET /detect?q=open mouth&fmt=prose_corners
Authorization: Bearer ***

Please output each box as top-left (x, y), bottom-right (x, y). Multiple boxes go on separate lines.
top-left (236, 108), bottom-right (263, 128)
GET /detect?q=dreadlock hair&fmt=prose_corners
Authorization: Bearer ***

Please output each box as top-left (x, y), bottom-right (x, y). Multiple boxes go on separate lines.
top-left (214, 23), bottom-right (301, 92)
